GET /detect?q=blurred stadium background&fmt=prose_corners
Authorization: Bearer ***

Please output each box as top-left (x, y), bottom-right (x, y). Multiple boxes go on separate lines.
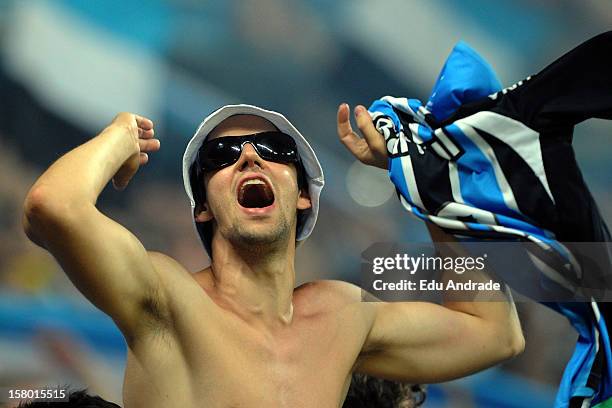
top-left (0, 1), bottom-right (611, 407)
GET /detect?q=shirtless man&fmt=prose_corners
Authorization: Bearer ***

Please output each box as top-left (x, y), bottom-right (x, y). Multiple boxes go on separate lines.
top-left (22, 103), bottom-right (524, 407)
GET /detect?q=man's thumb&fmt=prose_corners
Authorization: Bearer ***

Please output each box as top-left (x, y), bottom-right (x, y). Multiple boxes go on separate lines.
top-left (112, 153), bottom-right (139, 190)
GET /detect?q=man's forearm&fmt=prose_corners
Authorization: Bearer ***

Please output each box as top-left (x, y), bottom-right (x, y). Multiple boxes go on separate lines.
top-left (23, 123), bottom-right (137, 246)
top-left (428, 224), bottom-right (523, 349)
top-left (28, 124), bottom-right (138, 206)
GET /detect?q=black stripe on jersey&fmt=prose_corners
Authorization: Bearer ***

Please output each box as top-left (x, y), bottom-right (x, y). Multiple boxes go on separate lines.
top-left (473, 127), bottom-right (559, 232)
top-left (392, 108), bottom-right (456, 213)
top-left (539, 128), bottom-right (611, 242)
top-left (408, 143), bottom-right (455, 213)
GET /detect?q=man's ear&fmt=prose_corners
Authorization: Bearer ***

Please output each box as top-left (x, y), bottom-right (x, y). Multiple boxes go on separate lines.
top-left (194, 203), bottom-right (214, 223)
top-left (297, 188), bottom-right (312, 210)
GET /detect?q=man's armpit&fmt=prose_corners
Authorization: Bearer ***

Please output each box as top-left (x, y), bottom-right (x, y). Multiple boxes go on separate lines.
top-left (122, 284), bottom-right (174, 346)
top-left (141, 285), bottom-right (173, 327)
top-left (124, 251), bottom-right (182, 342)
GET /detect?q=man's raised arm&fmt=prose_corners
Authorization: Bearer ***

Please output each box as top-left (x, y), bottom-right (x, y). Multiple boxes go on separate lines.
top-left (22, 113), bottom-right (167, 339)
top-left (337, 103), bottom-right (524, 383)
top-left (355, 224), bottom-right (524, 383)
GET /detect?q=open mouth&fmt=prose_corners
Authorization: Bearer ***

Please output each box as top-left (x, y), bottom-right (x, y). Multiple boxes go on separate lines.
top-left (237, 178), bottom-right (275, 208)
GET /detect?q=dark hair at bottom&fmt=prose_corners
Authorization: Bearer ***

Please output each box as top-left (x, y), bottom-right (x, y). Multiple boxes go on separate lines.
top-left (18, 389), bottom-right (121, 408)
top-left (343, 374), bottom-right (426, 408)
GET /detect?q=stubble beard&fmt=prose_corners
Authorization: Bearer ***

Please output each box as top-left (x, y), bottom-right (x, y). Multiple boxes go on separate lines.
top-left (226, 213), bottom-right (293, 255)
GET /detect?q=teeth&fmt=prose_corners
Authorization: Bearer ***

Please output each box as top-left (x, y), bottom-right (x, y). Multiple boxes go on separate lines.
top-left (244, 179), bottom-right (265, 186)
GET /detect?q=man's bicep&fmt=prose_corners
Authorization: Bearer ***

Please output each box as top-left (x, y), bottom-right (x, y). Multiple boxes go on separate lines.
top-left (356, 301), bottom-right (516, 383)
top-left (42, 205), bottom-right (163, 335)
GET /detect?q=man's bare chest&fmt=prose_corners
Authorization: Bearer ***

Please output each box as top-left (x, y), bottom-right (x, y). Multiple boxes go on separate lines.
top-left (127, 306), bottom-right (361, 407)
top-left (176, 305), bottom-right (359, 375)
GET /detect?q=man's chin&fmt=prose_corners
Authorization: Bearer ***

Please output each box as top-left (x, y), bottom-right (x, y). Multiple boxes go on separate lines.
top-left (230, 222), bottom-right (291, 249)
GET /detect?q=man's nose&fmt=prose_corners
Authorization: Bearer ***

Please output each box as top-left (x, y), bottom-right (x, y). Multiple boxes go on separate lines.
top-left (236, 142), bottom-right (264, 170)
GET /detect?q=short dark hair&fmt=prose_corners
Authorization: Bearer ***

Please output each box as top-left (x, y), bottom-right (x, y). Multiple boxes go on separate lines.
top-left (18, 390), bottom-right (121, 408)
top-left (343, 373), bottom-right (426, 408)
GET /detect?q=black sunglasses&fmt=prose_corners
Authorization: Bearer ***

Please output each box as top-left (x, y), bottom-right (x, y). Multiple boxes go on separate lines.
top-left (196, 131), bottom-right (301, 171)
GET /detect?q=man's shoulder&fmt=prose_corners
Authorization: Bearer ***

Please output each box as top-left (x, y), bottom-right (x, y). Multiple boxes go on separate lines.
top-left (147, 251), bottom-right (189, 274)
top-left (294, 280), bottom-right (364, 312)
top-left (299, 279), bottom-right (361, 294)
top-left (146, 251), bottom-right (197, 289)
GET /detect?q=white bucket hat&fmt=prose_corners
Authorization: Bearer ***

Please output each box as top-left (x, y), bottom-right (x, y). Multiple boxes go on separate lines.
top-left (182, 104), bottom-right (325, 258)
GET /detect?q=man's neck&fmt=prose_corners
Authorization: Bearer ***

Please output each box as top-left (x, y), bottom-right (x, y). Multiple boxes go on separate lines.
top-left (207, 240), bottom-right (296, 328)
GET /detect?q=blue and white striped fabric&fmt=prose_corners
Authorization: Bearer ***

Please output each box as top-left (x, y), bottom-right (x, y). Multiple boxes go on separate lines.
top-left (369, 33), bottom-right (612, 408)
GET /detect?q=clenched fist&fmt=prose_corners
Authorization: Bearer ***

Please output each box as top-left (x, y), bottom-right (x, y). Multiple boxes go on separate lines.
top-left (105, 112), bottom-right (160, 190)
